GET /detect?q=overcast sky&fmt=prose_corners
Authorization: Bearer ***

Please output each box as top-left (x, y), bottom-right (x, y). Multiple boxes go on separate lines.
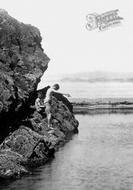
top-left (1, 0), bottom-right (133, 76)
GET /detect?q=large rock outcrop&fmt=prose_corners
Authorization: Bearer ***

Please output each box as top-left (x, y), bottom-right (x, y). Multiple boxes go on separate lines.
top-left (0, 9), bottom-right (50, 141)
top-left (0, 95), bottom-right (78, 178)
top-left (0, 10), bottom-right (79, 179)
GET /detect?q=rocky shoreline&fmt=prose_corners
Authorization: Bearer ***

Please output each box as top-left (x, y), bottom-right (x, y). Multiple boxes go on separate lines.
top-left (0, 10), bottom-right (78, 179)
top-left (0, 95), bottom-right (78, 179)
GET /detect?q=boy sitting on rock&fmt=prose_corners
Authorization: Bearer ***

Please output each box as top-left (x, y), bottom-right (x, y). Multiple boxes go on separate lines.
top-left (35, 92), bottom-right (45, 114)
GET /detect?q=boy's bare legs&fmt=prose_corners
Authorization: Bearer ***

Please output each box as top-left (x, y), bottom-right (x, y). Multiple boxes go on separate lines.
top-left (47, 113), bottom-right (54, 129)
top-left (47, 113), bottom-right (51, 128)
top-left (45, 103), bottom-right (53, 129)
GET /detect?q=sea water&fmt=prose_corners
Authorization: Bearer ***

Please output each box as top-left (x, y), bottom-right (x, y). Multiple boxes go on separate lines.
top-left (1, 113), bottom-right (133, 190)
top-left (1, 82), bottom-right (133, 190)
top-left (58, 82), bottom-right (133, 99)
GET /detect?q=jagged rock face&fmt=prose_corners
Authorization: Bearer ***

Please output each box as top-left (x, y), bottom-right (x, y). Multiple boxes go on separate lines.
top-left (0, 96), bottom-right (78, 178)
top-left (0, 10), bottom-right (79, 179)
top-left (29, 96), bottom-right (78, 149)
top-left (0, 126), bottom-right (54, 178)
top-left (0, 9), bottom-right (49, 113)
top-left (0, 10), bottom-right (50, 141)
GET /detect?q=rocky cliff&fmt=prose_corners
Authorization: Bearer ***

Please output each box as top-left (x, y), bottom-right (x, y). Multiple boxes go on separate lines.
top-left (0, 10), bottom-right (78, 178)
top-left (0, 9), bottom-right (49, 142)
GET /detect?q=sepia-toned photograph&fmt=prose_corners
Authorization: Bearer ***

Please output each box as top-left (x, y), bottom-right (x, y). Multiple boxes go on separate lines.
top-left (0, 0), bottom-right (133, 190)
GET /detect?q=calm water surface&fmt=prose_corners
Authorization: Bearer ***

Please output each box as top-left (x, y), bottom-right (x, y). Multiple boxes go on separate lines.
top-left (1, 113), bottom-right (133, 190)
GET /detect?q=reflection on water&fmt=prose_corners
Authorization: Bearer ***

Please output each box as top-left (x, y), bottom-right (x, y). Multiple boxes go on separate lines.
top-left (2, 113), bottom-right (133, 190)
